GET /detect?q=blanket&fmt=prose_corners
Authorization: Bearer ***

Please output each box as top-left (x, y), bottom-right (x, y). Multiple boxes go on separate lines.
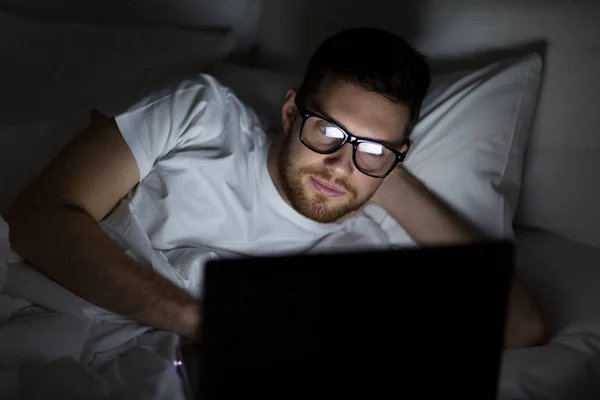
top-left (0, 218), bottom-right (187, 400)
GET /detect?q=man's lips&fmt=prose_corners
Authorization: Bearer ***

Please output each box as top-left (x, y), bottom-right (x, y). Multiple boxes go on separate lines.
top-left (310, 177), bottom-right (345, 197)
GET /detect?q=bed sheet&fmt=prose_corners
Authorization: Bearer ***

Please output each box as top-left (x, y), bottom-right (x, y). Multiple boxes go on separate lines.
top-left (499, 228), bottom-right (600, 400)
top-left (4, 218), bottom-right (600, 399)
top-left (0, 219), bottom-right (186, 399)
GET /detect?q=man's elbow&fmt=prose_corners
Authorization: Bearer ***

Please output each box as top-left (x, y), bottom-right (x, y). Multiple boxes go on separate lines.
top-left (504, 309), bottom-right (548, 349)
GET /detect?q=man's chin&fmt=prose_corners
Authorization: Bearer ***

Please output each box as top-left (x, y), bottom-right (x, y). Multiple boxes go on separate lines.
top-left (281, 175), bottom-right (364, 223)
top-left (301, 210), bottom-right (343, 224)
top-left (293, 197), bottom-right (359, 224)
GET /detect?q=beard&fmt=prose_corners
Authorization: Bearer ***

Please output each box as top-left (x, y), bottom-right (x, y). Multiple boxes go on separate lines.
top-left (278, 137), bottom-right (374, 223)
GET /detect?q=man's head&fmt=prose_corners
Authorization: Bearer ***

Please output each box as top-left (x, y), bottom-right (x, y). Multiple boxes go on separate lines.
top-left (271, 27), bottom-right (431, 223)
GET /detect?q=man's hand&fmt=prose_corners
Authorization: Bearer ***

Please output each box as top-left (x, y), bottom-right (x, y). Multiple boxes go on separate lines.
top-left (179, 301), bottom-right (202, 341)
top-left (371, 165), bottom-right (547, 348)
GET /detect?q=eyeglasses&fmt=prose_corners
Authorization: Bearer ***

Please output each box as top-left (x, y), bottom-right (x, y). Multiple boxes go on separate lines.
top-left (295, 99), bottom-right (410, 178)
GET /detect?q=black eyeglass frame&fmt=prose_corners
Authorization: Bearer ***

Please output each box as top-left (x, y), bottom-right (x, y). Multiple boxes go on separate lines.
top-left (295, 98), bottom-right (411, 178)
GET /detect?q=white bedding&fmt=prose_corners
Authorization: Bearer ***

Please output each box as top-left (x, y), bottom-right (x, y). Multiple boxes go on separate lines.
top-left (0, 227), bottom-right (186, 399)
top-left (5, 221), bottom-right (600, 399)
top-left (499, 229), bottom-right (600, 400)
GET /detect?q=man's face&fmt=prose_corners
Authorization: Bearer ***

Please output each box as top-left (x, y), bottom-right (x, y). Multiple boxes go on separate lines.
top-left (277, 81), bottom-right (410, 223)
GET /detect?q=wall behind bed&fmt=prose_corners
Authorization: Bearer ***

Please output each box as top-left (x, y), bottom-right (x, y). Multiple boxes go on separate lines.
top-left (0, 0), bottom-right (260, 213)
top-left (251, 0), bottom-right (600, 248)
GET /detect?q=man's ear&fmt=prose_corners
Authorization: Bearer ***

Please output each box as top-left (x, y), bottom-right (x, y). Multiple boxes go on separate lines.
top-left (400, 139), bottom-right (414, 153)
top-left (282, 89), bottom-right (298, 136)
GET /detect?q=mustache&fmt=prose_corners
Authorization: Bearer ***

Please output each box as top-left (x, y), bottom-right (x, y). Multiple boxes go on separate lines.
top-left (299, 167), bottom-right (358, 197)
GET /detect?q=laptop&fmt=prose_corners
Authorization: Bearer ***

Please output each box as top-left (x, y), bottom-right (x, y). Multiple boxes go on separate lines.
top-left (178, 241), bottom-right (514, 399)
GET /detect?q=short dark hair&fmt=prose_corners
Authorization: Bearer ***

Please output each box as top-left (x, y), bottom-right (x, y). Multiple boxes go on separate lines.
top-left (297, 27), bottom-right (431, 136)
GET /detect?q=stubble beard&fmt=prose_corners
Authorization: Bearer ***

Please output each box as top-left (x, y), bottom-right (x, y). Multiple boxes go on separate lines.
top-left (278, 138), bottom-right (373, 223)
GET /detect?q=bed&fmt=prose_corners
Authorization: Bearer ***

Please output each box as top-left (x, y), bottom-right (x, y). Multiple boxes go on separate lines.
top-left (1, 1), bottom-right (600, 399)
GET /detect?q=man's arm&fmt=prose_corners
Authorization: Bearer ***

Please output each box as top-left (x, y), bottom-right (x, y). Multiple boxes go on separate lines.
top-left (4, 111), bottom-right (200, 339)
top-left (371, 166), bottom-right (546, 348)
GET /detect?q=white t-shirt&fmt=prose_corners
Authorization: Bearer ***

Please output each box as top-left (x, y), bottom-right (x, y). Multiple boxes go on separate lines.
top-left (99, 74), bottom-right (408, 298)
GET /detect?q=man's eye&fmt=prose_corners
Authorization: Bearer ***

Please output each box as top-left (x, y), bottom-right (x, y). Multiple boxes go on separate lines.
top-left (322, 125), bottom-right (345, 139)
top-left (359, 142), bottom-right (384, 156)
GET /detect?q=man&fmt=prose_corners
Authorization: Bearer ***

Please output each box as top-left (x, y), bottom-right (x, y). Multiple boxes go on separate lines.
top-left (5, 28), bottom-right (545, 348)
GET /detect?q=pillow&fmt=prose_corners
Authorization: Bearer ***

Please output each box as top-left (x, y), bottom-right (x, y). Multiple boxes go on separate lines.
top-left (212, 53), bottom-right (543, 244)
top-left (384, 53), bottom-right (543, 243)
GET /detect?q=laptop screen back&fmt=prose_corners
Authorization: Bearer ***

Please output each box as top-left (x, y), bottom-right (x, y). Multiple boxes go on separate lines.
top-left (198, 242), bottom-right (513, 399)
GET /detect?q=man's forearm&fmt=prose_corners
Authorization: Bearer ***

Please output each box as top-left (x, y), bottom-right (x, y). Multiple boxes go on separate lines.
top-left (6, 206), bottom-right (200, 339)
top-left (373, 168), bottom-right (485, 245)
top-left (372, 167), bottom-right (546, 348)
top-left (504, 279), bottom-right (546, 348)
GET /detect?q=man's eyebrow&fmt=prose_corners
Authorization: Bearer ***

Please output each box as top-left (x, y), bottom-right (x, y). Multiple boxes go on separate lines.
top-left (309, 102), bottom-right (403, 149)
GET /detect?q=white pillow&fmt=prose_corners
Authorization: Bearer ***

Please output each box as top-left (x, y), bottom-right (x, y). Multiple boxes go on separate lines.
top-left (366, 53), bottom-right (542, 246)
top-left (212, 53), bottom-right (543, 243)
top-left (403, 53), bottom-right (542, 240)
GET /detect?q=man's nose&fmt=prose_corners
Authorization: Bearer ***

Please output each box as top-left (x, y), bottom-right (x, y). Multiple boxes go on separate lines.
top-left (323, 143), bottom-right (354, 176)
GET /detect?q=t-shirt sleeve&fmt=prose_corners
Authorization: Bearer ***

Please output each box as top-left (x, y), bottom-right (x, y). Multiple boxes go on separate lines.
top-left (114, 74), bottom-right (229, 181)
